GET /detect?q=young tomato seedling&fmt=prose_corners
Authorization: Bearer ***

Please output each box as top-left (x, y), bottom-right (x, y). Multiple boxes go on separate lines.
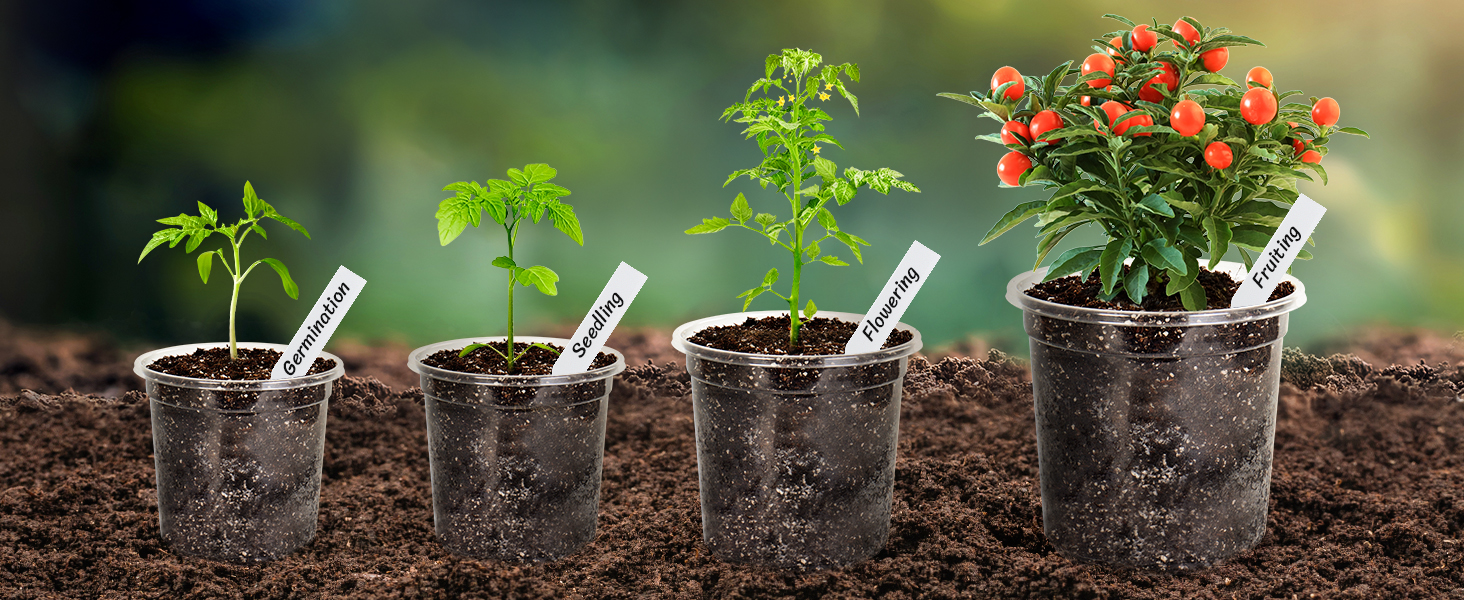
top-left (941, 14), bottom-right (1368, 309)
top-left (137, 181), bottom-right (310, 360)
top-left (436, 163), bottom-right (584, 371)
top-left (688, 48), bottom-right (920, 346)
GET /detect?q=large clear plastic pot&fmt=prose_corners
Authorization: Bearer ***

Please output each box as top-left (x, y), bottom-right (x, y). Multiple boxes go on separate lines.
top-left (1008, 261), bottom-right (1307, 569)
top-left (408, 337), bottom-right (624, 562)
top-left (133, 342), bottom-right (343, 563)
top-left (671, 310), bottom-right (922, 570)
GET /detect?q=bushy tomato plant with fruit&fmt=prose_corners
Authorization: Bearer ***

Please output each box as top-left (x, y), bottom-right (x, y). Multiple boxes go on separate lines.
top-left (436, 163), bottom-right (584, 369)
top-left (687, 48), bottom-right (919, 346)
top-left (138, 181), bottom-right (310, 360)
top-left (939, 14), bottom-right (1369, 309)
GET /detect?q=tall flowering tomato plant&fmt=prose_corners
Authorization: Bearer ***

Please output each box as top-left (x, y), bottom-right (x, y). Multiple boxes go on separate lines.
top-left (942, 14), bottom-right (1368, 310)
top-left (687, 48), bottom-right (919, 345)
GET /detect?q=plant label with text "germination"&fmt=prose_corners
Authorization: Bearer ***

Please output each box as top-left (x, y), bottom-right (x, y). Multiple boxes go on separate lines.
top-left (271, 266), bottom-right (367, 379)
top-left (552, 262), bottom-right (647, 375)
top-left (845, 241), bottom-right (940, 354)
top-left (1231, 195), bottom-right (1326, 308)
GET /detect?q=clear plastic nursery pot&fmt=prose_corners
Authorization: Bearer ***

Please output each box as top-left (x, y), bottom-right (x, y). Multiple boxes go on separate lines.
top-left (408, 337), bottom-right (625, 562)
top-left (133, 342), bottom-right (343, 563)
top-left (1008, 261), bottom-right (1306, 570)
top-left (671, 310), bottom-right (923, 570)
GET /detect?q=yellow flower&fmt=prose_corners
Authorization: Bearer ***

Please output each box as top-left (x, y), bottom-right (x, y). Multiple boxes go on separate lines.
top-left (824, 82), bottom-right (833, 91)
top-left (777, 96), bottom-right (785, 106)
top-left (811, 145), bottom-right (822, 154)
top-left (819, 92), bottom-right (830, 101)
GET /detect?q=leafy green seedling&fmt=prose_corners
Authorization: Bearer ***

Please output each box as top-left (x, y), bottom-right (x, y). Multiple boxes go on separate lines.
top-left (436, 163), bottom-right (584, 372)
top-left (138, 181), bottom-right (310, 360)
top-left (687, 48), bottom-right (920, 346)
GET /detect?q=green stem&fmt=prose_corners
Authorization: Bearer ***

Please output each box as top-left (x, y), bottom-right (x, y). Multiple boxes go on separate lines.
top-left (787, 74), bottom-right (805, 346)
top-left (228, 237), bottom-right (243, 360)
top-left (505, 218), bottom-right (517, 372)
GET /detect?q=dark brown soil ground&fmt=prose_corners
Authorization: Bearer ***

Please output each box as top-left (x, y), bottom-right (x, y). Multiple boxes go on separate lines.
top-left (688, 314), bottom-right (915, 355)
top-left (1027, 268), bottom-right (1296, 311)
top-left (5, 322), bottom-right (1464, 598)
top-left (422, 342), bottom-right (613, 375)
top-left (147, 347), bottom-right (335, 380)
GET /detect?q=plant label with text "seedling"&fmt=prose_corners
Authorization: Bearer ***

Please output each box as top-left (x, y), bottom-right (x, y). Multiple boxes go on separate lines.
top-left (1231, 195), bottom-right (1325, 308)
top-left (271, 266), bottom-right (367, 379)
top-left (552, 262), bottom-right (647, 375)
top-left (845, 241), bottom-right (939, 354)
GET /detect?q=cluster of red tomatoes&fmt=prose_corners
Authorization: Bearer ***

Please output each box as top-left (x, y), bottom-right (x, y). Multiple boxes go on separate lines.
top-left (989, 19), bottom-right (1342, 186)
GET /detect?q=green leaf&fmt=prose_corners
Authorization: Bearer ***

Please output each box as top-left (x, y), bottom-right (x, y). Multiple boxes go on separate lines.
top-left (737, 286), bottom-right (767, 311)
top-left (1137, 194), bottom-right (1176, 217)
top-left (936, 92), bottom-right (985, 108)
top-left (516, 265), bottom-right (560, 295)
top-left (804, 240), bottom-right (821, 259)
top-left (803, 300), bottom-right (818, 319)
top-left (1043, 246), bottom-right (1103, 282)
top-left (812, 156), bottom-right (838, 182)
top-left (1166, 251), bottom-right (1202, 295)
top-left (196, 251), bottom-right (214, 284)
top-left (1203, 217), bottom-right (1233, 269)
top-left (197, 202), bottom-right (218, 226)
top-left (819, 255), bottom-right (849, 266)
top-left (1141, 239), bottom-right (1187, 274)
top-left (1334, 126), bottom-right (1370, 138)
top-left (755, 213), bottom-right (778, 228)
top-left (242, 181), bottom-right (265, 218)
top-left (184, 229), bottom-right (212, 253)
top-left (1123, 264), bottom-right (1150, 303)
top-left (980, 201), bottom-right (1047, 245)
top-left (1159, 191), bottom-right (1204, 216)
top-left (1179, 279), bottom-right (1208, 311)
top-left (507, 168), bottom-right (529, 187)
top-left (1103, 13), bottom-right (1137, 26)
top-left (138, 230), bottom-right (177, 263)
top-left (816, 207), bottom-right (837, 230)
top-left (832, 231), bottom-right (867, 263)
top-left (522, 163), bottom-right (557, 184)
top-left (492, 256), bottom-right (517, 269)
top-left (250, 224), bottom-right (267, 240)
top-left (458, 342), bottom-right (509, 360)
top-left (685, 217), bottom-right (730, 234)
top-left (763, 267), bottom-right (779, 287)
top-left (546, 202), bottom-right (585, 245)
top-left (1230, 225), bottom-right (1274, 250)
top-left (730, 193), bottom-right (753, 223)
top-left (1099, 238), bottom-right (1133, 295)
top-left (435, 199), bottom-right (472, 246)
top-left (259, 258), bottom-right (299, 299)
top-left (267, 212), bottom-right (311, 239)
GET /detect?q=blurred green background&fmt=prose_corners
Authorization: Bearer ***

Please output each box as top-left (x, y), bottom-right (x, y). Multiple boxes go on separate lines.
top-left (1, 0), bottom-right (1458, 355)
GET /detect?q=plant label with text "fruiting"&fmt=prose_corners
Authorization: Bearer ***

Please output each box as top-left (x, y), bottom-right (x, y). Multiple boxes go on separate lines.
top-left (1231, 195), bottom-right (1326, 308)
top-left (845, 241), bottom-right (940, 355)
top-left (552, 262), bottom-right (647, 375)
top-left (270, 266), bottom-right (367, 379)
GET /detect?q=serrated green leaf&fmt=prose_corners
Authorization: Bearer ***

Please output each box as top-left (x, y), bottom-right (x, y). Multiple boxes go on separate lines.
top-left (521, 163), bottom-right (556, 185)
top-left (819, 255), bottom-right (849, 266)
top-left (546, 201), bottom-right (584, 245)
top-left (755, 213), bottom-right (778, 228)
top-left (738, 286), bottom-right (767, 310)
top-left (516, 265), bottom-right (560, 295)
top-left (730, 193), bottom-right (753, 223)
top-left (184, 230), bottom-right (211, 253)
top-left (138, 230), bottom-right (176, 263)
top-left (267, 212), bottom-right (310, 239)
top-left (197, 202), bottom-right (218, 226)
top-left (259, 258), bottom-right (298, 299)
top-left (763, 268), bottom-right (779, 286)
top-left (817, 207), bottom-right (837, 230)
top-left (685, 217), bottom-right (730, 234)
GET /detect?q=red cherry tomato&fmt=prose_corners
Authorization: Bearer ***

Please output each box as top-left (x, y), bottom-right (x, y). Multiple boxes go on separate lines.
top-left (1240, 87), bottom-right (1278, 125)
top-left (1029, 110), bottom-right (1063, 143)
top-left (1170, 99), bottom-right (1205, 137)
top-left (1138, 62), bottom-right (1179, 103)
top-left (1000, 120), bottom-right (1031, 145)
top-left (1246, 66), bottom-right (1273, 88)
top-left (1204, 142), bottom-right (1233, 169)
top-left (1131, 24), bottom-right (1158, 52)
top-left (1081, 53), bottom-right (1116, 89)
top-left (1312, 97), bottom-right (1341, 128)
top-left (1292, 138), bottom-right (1305, 156)
top-left (991, 66), bottom-right (1024, 101)
top-left (997, 151), bottom-right (1032, 186)
top-left (1300, 150), bottom-right (1322, 164)
top-left (1102, 102), bottom-right (1151, 136)
top-left (1099, 101), bottom-right (1128, 131)
top-left (1108, 36), bottom-right (1127, 62)
top-left (1201, 47), bottom-right (1228, 72)
top-left (1173, 19), bottom-right (1201, 47)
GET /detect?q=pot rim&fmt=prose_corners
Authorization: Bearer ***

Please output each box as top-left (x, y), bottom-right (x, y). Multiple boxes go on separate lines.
top-left (670, 310), bottom-right (923, 368)
top-left (133, 342), bottom-right (345, 391)
top-left (407, 336), bottom-right (626, 386)
top-left (1007, 260), bottom-right (1307, 326)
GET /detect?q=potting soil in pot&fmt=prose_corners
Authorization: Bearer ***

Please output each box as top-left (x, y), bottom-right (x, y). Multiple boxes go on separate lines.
top-left (6, 323), bottom-right (1464, 596)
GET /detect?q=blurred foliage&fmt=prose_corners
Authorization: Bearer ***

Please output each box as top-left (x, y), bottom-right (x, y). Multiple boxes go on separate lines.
top-left (0, 0), bottom-right (1459, 354)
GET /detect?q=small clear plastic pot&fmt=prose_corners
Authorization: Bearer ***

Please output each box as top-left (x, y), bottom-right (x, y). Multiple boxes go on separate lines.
top-left (1008, 261), bottom-right (1306, 569)
top-left (672, 310), bottom-right (922, 570)
top-left (133, 342), bottom-right (343, 563)
top-left (408, 337), bottom-right (624, 562)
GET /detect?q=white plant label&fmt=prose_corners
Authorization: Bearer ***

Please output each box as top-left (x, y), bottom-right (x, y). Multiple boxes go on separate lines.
top-left (1231, 194), bottom-right (1326, 308)
top-left (552, 262), bottom-right (647, 375)
top-left (845, 241), bottom-right (940, 354)
top-left (270, 266), bottom-right (367, 379)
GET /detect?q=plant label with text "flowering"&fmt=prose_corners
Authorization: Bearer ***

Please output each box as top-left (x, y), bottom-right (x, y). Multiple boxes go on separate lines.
top-left (552, 262), bottom-right (647, 375)
top-left (270, 266), bottom-right (367, 379)
top-left (845, 241), bottom-right (939, 354)
top-left (1231, 195), bottom-right (1326, 308)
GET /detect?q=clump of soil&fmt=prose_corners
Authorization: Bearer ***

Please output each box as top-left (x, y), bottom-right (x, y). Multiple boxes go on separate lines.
top-left (688, 314), bottom-right (915, 355)
top-left (6, 326), bottom-right (1464, 597)
top-left (146, 347), bottom-right (336, 380)
top-left (1028, 267), bottom-right (1296, 311)
top-left (421, 342), bottom-right (614, 375)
